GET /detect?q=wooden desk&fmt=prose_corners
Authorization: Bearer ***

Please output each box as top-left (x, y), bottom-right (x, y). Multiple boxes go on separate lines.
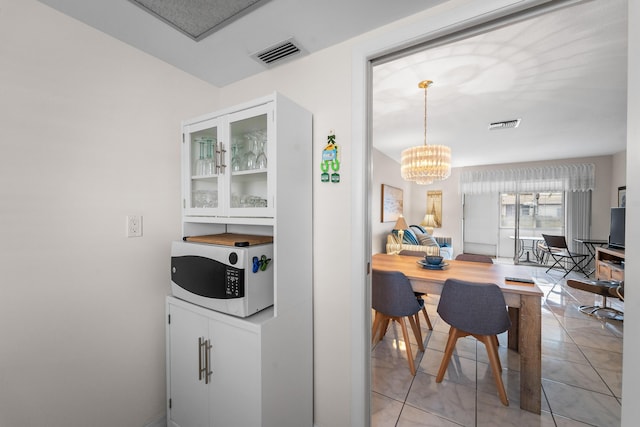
top-left (372, 253), bottom-right (544, 414)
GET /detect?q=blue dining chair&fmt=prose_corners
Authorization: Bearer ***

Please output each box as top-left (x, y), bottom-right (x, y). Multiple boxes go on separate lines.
top-left (371, 269), bottom-right (425, 375)
top-left (435, 278), bottom-right (512, 405)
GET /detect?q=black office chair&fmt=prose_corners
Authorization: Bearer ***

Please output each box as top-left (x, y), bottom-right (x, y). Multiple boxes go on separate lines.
top-left (371, 269), bottom-right (425, 375)
top-left (435, 278), bottom-right (511, 405)
top-left (541, 234), bottom-right (589, 278)
top-left (567, 279), bottom-right (624, 320)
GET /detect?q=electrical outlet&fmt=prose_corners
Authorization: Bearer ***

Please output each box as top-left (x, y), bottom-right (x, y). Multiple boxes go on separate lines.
top-left (127, 215), bottom-right (142, 237)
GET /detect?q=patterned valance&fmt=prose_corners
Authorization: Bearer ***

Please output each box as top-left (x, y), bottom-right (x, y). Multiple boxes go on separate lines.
top-left (459, 163), bottom-right (595, 194)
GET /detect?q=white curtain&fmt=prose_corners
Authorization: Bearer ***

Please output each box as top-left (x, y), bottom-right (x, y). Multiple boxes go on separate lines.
top-left (459, 163), bottom-right (595, 194)
top-left (566, 190), bottom-right (592, 252)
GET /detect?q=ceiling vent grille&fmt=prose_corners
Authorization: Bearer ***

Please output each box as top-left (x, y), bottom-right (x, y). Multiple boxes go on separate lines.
top-left (489, 119), bottom-right (521, 130)
top-left (251, 38), bottom-right (305, 67)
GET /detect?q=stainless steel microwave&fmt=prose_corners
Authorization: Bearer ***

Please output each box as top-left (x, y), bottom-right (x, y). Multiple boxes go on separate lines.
top-left (170, 240), bottom-right (274, 317)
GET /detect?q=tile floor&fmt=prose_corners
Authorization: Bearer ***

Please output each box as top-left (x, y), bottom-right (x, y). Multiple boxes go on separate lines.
top-left (371, 263), bottom-right (624, 427)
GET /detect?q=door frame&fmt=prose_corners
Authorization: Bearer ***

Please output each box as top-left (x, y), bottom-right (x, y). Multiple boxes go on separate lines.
top-left (350, 0), bottom-right (583, 425)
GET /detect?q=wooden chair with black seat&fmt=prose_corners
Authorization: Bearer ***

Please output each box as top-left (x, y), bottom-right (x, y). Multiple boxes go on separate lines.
top-left (455, 253), bottom-right (493, 263)
top-left (566, 279), bottom-right (624, 321)
top-left (398, 250), bottom-right (434, 331)
top-left (371, 269), bottom-right (426, 375)
top-left (541, 234), bottom-right (589, 278)
top-left (435, 278), bottom-right (512, 405)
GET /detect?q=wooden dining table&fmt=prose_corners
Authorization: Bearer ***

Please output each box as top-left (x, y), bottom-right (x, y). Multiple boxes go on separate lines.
top-left (372, 253), bottom-right (544, 414)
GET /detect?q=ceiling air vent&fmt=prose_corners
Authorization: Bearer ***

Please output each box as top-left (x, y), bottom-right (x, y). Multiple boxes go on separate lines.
top-left (251, 38), bottom-right (305, 67)
top-left (488, 119), bottom-right (521, 130)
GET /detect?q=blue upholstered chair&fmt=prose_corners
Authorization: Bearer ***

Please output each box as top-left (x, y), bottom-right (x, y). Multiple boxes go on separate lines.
top-left (398, 250), bottom-right (434, 331)
top-left (372, 269), bottom-right (425, 375)
top-left (435, 278), bottom-right (511, 405)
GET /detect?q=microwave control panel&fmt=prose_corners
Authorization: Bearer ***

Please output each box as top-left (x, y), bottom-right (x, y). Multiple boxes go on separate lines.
top-left (225, 268), bottom-right (243, 297)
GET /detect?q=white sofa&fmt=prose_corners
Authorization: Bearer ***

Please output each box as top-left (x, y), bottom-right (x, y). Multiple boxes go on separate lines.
top-left (385, 226), bottom-right (453, 259)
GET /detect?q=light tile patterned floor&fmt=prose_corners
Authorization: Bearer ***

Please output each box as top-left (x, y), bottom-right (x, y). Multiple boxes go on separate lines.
top-left (371, 264), bottom-right (624, 427)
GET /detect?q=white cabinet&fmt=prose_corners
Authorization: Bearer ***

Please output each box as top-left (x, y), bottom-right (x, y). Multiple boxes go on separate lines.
top-left (183, 103), bottom-right (274, 220)
top-left (182, 93), bottom-right (308, 228)
top-left (167, 298), bottom-right (261, 427)
top-left (169, 92), bottom-right (313, 426)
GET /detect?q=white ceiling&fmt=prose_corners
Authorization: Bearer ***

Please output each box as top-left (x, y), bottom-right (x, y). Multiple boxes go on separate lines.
top-left (373, 0), bottom-right (628, 167)
top-left (36, 0), bottom-right (628, 168)
top-left (36, 0), bottom-right (444, 87)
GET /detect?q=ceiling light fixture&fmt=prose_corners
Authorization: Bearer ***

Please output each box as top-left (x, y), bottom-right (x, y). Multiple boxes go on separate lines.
top-left (401, 80), bottom-right (451, 185)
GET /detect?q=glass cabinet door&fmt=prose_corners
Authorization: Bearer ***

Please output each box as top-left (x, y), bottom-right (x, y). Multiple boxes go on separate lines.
top-left (226, 104), bottom-right (273, 218)
top-left (183, 118), bottom-right (224, 216)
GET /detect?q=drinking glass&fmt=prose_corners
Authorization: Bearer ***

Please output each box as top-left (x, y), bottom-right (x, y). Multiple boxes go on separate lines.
top-left (231, 137), bottom-right (242, 172)
top-left (256, 138), bottom-right (267, 169)
top-left (204, 138), bottom-right (216, 175)
top-left (244, 132), bottom-right (257, 170)
top-left (195, 138), bottom-right (207, 176)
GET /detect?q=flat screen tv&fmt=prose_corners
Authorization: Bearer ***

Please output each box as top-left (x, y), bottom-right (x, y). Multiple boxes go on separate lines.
top-left (609, 207), bottom-right (625, 250)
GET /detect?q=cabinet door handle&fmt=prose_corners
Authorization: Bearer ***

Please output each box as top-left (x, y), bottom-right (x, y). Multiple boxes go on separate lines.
top-left (198, 337), bottom-right (206, 381)
top-left (204, 339), bottom-right (213, 384)
top-left (217, 141), bottom-right (226, 174)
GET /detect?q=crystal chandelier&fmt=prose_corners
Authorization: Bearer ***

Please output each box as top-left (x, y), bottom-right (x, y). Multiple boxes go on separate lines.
top-left (401, 80), bottom-right (451, 184)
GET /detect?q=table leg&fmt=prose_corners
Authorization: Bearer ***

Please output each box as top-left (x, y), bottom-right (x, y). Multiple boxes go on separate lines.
top-left (519, 294), bottom-right (541, 414)
top-left (507, 307), bottom-right (519, 351)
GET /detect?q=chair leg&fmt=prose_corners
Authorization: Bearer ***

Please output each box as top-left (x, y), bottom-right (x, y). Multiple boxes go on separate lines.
top-left (397, 317), bottom-right (417, 376)
top-left (407, 314), bottom-right (424, 352)
top-left (436, 327), bottom-right (463, 382)
top-left (478, 334), bottom-right (509, 406)
top-left (421, 306), bottom-right (433, 330)
top-left (371, 311), bottom-right (383, 345)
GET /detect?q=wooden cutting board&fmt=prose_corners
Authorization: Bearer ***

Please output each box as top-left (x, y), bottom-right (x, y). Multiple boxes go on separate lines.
top-left (184, 233), bottom-right (273, 247)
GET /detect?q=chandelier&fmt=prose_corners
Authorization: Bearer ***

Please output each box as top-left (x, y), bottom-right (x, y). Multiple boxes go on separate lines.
top-left (401, 80), bottom-right (451, 184)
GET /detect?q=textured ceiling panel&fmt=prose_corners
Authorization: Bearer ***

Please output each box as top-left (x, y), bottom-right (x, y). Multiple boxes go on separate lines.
top-left (130, 0), bottom-right (269, 41)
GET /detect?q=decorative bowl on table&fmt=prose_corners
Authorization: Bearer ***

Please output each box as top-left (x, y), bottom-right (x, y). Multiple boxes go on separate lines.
top-left (425, 255), bottom-right (443, 266)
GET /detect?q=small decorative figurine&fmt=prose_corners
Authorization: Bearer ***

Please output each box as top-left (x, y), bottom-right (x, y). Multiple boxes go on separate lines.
top-left (321, 130), bottom-right (340, 183)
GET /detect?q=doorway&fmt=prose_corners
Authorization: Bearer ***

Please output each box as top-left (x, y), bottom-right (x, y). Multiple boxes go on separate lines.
top-left (361, 0), bottom-right (626, 425)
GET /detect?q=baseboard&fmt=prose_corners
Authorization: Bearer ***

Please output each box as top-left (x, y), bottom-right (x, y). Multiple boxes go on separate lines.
top-left (143, 414), bottom-right (166, 427)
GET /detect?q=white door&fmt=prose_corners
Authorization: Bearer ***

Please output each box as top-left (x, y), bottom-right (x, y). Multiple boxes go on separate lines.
top-left (168, 304), bottom-right (210, 427)
top-left (209, 318), bottom-right (261, 427)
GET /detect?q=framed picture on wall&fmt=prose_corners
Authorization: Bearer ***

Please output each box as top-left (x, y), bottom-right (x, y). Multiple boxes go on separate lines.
top-left (618, 186), bottom-right (626, 207)
top-left (427, 190), bottom-right (443, 227)
top-left (381, 184), bottom-right (403, 222)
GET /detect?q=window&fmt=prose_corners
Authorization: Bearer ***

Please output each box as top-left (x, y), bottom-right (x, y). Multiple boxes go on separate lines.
top-left (500, 192), bottom-right (564, 231)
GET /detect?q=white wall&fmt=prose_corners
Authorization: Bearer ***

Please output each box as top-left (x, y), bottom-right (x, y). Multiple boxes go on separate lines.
top-left (372, 149), bottom-right (411, 254)
top-left (621, 1), bottom-right (639, 425)
top-left (612, 150), bottom-right (627, 206)
top-left (0, 1), bottom-right (219, 426)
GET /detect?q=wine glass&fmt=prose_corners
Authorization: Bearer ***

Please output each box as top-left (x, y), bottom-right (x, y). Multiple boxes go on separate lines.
top-left (231, 137), bottom-right (242, 172)
top-left (204, 138), bottom-right (216, 175)
top-left (256, 138), bottom-right (267, 169)
top-left (195, 137), bottom-right (207, 176)
top-left (244, 132), bottom-right (257, 170)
